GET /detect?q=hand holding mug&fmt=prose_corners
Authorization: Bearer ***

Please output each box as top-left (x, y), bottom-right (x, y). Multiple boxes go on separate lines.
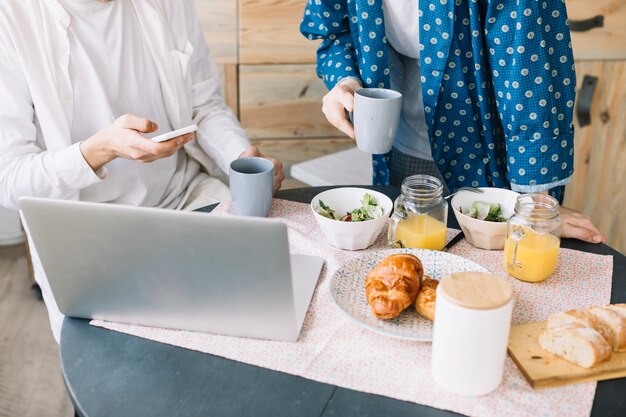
top-left (321, 78), bottom-right (402, 154)
top-left (238, 146), bottom-right (285, 193)
top-left (322, 78), bottom-right (362, 139)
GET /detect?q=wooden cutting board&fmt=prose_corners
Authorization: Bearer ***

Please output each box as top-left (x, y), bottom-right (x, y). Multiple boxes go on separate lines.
top-left (507, 321), bottom-right (626, 389)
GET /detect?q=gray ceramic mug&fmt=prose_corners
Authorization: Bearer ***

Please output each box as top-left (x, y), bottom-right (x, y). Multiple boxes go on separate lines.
top-left (229, 157), bottom-right (274, 217)
top-left (352, 88), bottom-right (403, 154)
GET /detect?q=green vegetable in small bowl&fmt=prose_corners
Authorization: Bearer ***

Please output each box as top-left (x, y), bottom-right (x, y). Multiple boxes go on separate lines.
top-left (315, 193), bottom-right (384, 222)
top-left (460, 201), bottom-right (508, 222)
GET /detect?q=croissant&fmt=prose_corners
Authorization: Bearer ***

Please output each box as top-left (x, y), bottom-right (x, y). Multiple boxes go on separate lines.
top-left (415, 277), bottom-right (439, 321)
top-left (365, 254), bottom-right (424, 319)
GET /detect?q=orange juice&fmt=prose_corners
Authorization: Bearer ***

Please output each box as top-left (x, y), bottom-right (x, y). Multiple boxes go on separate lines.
top-left (393, 214), bottom-right (447, 250)
top-left (503, 227), bottom-right (560, 282)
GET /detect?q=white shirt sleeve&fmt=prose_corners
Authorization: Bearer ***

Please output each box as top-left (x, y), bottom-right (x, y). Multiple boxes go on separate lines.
top-left (184, 0), bottom-right (250, 174)
top-left (0, 31), bottom-right (102, 210)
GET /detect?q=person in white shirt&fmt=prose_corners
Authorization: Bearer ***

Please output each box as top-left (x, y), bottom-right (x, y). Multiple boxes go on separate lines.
top-left (0, 0), bottom-right (284, 341)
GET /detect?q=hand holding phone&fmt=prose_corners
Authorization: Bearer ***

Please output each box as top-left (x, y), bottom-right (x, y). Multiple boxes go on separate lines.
top-left (150, 124), bottom-right (198, 143)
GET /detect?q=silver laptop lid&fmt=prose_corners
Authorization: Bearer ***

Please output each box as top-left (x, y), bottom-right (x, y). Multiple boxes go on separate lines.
top-left (20, 197), bottom-right (319, 341)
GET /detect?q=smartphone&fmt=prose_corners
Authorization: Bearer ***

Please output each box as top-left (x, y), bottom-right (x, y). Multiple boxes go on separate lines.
top-left (150, 124), bottom-right (198, 143)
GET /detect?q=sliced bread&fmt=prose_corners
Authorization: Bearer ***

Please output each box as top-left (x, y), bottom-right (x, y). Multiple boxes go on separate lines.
top-left (547, 309), bottom-right (613, 344)
top-left (588, 306), bottom-right (626, 352)
top-left (539, 326), bottom-right (612, 368)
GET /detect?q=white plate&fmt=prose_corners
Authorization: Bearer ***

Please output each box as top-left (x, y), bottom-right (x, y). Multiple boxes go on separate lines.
top-left (329, 248), bottom-right (489, 341)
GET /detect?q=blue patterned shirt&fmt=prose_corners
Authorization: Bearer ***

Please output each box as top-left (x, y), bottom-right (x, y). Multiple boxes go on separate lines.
top-left (301, 0), bottom-right (576, 200)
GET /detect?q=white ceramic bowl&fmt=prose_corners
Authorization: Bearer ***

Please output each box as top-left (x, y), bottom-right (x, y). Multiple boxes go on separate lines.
top-left (451, 188), bottom-right (520, 250)
top-left (311, 188), bottom-right (393, 251)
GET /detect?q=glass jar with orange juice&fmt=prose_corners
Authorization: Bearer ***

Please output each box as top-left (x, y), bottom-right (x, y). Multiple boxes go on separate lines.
top-left (503, 194), bottom-right (562, 282)
top-left (388, 175), bottom-right (448, 250)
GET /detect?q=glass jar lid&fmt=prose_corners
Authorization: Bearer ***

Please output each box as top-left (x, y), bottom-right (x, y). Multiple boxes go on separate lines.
top-left (400, 175), bottom-right (444, 200)
top-left (514, 194), bottom-right (559, 221)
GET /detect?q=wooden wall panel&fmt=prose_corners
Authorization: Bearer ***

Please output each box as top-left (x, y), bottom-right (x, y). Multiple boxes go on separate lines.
top-left (563, 61), bottom-right (626, 253)
top-left (195, 0), bottom-right (238, 64)
top-left (217, 64), bottom-right (239, 115)
top-left (239, 0), bottom-right (319, 64)
top-left (239, 65), bottom-right (338, 139)
top-left (251, 137), bottom-right (354, 166)
top-left (567, 0), bottom-right (626, 60)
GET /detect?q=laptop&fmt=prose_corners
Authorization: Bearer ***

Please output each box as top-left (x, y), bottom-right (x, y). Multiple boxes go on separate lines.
top-left (19, 197), bottom-right (324, 342)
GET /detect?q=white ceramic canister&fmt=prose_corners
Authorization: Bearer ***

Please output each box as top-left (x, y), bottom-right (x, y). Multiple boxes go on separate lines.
top-left (431, 272), bottom-right (514, 396)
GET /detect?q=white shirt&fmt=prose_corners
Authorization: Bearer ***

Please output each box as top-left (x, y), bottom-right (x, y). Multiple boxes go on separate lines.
top-left (0, 0), bottom-right (249, 211)
top-left (0, 0), bottom-right (250, 341)
top-left (382, 0), bottom-right (432, 160)
top-left (382, 0), bottom-right (420, 60)
top-left (60, 0), bottom-right (202, 208)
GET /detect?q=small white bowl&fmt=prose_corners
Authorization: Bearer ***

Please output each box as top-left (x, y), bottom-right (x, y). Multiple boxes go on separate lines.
top-left (451, 188), bottom-right (520, 250)
top-left (311, 188), bottom-right (393, 251)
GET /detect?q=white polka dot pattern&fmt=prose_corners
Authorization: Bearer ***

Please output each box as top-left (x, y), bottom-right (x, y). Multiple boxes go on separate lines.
top-left (301, 0), bottom-right (576, 200)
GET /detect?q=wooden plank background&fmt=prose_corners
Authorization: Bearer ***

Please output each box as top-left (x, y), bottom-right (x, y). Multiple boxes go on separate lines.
top-left (217, 64), bottom-right (239, 115)
top-left (239, 65), bottom-right (338, 139)
top-left (239, 0), bottom-right (319, 64)
top-left (563, 60), bottom-right (626, 252)
top-left (195, 0), bottom-right (238, 64)
top-left (251, 137), bottom-right (354, 165)
top-left (567, 0), bottom-right (626, 61)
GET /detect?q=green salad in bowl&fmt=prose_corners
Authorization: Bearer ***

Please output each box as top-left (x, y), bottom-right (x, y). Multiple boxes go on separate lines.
top-left (315, 192), bottom-right (384, 222)
top-left (310, 188), bottom-right (393, 250)
top-left (460, 201), bottom-right (508, 223)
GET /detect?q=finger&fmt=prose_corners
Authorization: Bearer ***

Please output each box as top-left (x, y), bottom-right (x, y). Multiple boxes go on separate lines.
top-left (152, 138), bottom-right (189, 158)
top-left (565, 218), bottom-right (605, 242)
top-left (171, 132), bottom-right (195, 144)
top-left (337, 86), bottom-right (355, 112)
top-left (323, 87), bottom-right (356, 139)
top-left (115, 113), bottom-right (158, 133)
top-left (273, 163), bottom-right (285, 180)
top-left (273, 170), bottom-right (285, 193)
top-left (266, 157), bottom-right (282, 173)
top-left (333, 114), bottom-right (355, 139)
top-left (562, 215), bottom-right (605, 243)
top-left (126, 132), bottom-right (166, 158)
top-left (323, 104), bottom-right (355, 139)
top-left (562, 223), bottom-right (595, 243)
top-left (161, 132), bottom-right (195, 146)
top-left (239, 145), bottom-right (261, 158)
top-left (561, 223), bottom-right (602, 243)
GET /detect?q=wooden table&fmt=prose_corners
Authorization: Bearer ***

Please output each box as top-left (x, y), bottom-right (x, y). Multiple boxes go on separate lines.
top-left (60, 187), bottom-right (626, 417)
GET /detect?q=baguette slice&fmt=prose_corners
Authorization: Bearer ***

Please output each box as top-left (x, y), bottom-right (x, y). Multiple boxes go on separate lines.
top-left (588, 306), bottom-right (626, 352)
top-left (539, 326), bottom-right (612, 368)
top-left (547, 309), bottom-right (613, 344)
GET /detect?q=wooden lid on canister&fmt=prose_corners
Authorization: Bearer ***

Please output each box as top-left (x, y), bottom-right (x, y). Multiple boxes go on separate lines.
top-left (439, 272), bottom-right (513, 310)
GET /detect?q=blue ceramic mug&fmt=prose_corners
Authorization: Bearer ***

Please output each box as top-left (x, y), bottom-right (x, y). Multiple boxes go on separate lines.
top-left (229, 157), bottom-right (274, 217)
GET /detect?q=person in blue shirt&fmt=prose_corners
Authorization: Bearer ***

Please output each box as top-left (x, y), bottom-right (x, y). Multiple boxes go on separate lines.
top-left (301, 0), bottom-right (605, 243)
